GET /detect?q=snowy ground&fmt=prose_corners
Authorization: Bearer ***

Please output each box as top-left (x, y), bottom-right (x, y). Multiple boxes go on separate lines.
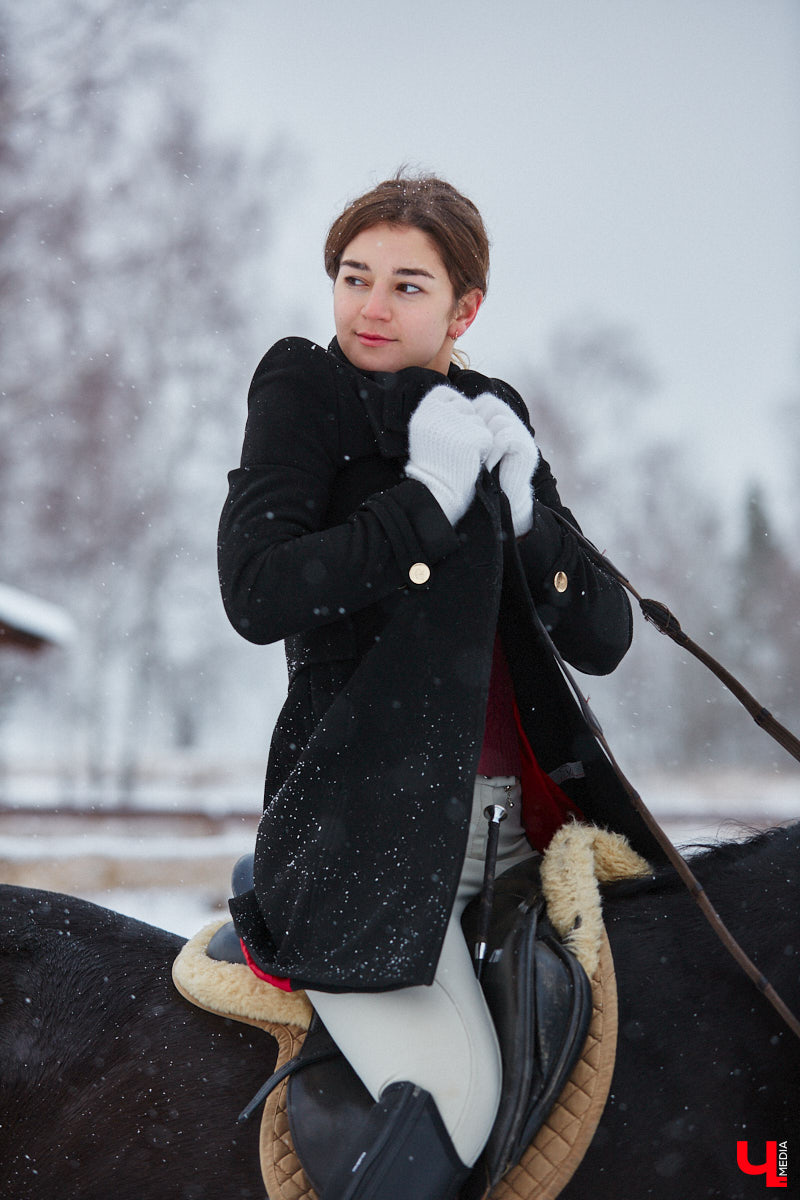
top-left (0, 767), bottom-right (797, 938)
top-left (81, 887), bottom-right (228, 938)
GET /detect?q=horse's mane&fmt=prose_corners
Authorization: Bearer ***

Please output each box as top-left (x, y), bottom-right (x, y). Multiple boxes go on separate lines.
top-left (601, 820), bottom-right (799, 900)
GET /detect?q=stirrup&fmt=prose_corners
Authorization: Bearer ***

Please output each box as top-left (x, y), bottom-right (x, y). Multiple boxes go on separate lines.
top-left (322, 1081), bottom-right (469, 1200)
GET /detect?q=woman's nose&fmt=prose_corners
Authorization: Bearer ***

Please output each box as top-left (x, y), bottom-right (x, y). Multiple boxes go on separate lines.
top-left (360, 285), bottom-right (391, 320)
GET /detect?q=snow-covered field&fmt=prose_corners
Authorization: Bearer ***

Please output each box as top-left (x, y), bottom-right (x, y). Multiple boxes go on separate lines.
top-left (1, 767), bottom-right (797, 938)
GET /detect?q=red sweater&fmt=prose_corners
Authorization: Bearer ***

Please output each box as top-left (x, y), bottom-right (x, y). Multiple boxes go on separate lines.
top-left (478, 633), bottom-right (583, 851)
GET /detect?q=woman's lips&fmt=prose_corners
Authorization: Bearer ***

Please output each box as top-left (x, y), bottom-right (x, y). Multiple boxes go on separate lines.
top-left (356, 332), bottom-right (394, 345)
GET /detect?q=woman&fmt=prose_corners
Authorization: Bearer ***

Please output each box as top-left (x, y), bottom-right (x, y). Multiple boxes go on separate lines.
top-left (218, 175), bottom-right (662, 1199)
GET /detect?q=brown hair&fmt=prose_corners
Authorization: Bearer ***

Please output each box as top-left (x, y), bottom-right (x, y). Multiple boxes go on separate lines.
top-left (324, 173), bottom-right (490, 302)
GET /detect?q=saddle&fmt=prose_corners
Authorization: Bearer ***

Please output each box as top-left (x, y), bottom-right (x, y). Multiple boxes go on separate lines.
top-left (460, 859), bottom-right (592, 1193)
top-left (172, 823), bottom-right (649, 1199)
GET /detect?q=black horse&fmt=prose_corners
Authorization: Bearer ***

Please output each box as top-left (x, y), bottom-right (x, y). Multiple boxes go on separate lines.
top-left (0, 824), bottom-right (797, 1200)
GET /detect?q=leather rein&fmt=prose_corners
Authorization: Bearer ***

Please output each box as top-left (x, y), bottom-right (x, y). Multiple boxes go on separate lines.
top-left (547, 510), bottom-right (800, 1042)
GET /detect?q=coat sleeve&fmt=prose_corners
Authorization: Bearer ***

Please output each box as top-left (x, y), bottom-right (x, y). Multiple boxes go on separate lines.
top-left (456, 369), bottom-right (632, 677)
top-left (517, 452), bottom-right (633, 676)
top-left (218, 340), bottom-right (460, 645)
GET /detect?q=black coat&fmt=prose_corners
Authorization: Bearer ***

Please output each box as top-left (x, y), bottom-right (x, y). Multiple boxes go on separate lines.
top-left (219, 337), bottom-right (665, 993)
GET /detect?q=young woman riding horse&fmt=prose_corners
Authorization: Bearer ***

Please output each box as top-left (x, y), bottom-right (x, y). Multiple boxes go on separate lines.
top-left (217, 174), bottom-right (662, 1199)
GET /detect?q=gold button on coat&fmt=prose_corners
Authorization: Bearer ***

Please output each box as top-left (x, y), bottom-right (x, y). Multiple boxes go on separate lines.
top-left (554, 570), bottom-right (568, 593)
top-left (409, 562), bottom-right (431, 585)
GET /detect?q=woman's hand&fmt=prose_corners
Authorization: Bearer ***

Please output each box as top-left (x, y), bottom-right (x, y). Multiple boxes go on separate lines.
top-left (472, 394), bottom-right (540, 536)
top-left (405, 385), bottom-right (493, 525)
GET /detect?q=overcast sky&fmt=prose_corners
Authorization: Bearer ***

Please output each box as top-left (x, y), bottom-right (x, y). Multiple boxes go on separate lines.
top-left (188, 0), bottom-right (800, 527)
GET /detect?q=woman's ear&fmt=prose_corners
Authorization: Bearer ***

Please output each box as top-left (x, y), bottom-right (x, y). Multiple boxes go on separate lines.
top-left (449, 289), bottom-right (483, 340)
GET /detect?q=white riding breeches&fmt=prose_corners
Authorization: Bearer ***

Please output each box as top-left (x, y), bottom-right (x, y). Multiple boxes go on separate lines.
top-left (306, 775), bottom-right (537, 1167)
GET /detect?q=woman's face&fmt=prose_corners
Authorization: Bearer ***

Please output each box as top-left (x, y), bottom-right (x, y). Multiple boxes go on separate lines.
top-left (333, 222), bottom-right (481, 375)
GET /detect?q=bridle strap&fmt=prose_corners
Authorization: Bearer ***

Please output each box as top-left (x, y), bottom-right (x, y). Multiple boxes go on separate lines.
top-left (546, 510), bottom-right (800, 1041)
top-left (592, 705), bottom-right (800, 1042)
top-left (633, 594), bottom-right (800, 763)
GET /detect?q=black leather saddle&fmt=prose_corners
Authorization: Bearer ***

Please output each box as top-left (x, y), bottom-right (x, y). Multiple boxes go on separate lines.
top-left (460, 858), bottom-right (592, 1192)
top-left (232, 856), bottom-right (592, 1195)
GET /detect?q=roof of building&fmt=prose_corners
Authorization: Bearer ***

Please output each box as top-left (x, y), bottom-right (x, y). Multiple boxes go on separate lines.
top-left (0, 583), bottom-right (76, 651)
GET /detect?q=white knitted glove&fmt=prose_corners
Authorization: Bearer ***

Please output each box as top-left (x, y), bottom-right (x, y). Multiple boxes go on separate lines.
top-left (473, 394), bottom-right (540, 536)
top-left (406, 385), bottom-right (494, 525)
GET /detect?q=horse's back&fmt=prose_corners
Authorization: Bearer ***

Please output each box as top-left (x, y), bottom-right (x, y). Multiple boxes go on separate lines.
top-left (0, 885), bottom-right (274, 1199)
top-left (2, 825), bottom-right (797, 1199)
top-left (562, 826), bottom-right (800, 1198)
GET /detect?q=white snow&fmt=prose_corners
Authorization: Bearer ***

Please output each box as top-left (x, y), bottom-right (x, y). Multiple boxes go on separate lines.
top-left (83, 887), bottom-right (226, 938)
top-left (0, 827), bottom-right (255, 860)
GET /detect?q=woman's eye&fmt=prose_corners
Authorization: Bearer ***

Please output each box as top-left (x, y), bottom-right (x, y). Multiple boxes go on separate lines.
top-left (397, 282), bottom-right (422, 295)
top-left (344, 275), bottom-right (367, 287)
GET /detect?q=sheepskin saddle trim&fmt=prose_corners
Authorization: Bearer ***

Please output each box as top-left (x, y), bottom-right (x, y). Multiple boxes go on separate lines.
top-left (541, 820), bottom-right (650, 977)
top-left (172, 919), bottom-right (313, 1031)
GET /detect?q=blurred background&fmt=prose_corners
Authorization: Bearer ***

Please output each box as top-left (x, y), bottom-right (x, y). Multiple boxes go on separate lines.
top-left (1, 0), bottom-right (798, 936)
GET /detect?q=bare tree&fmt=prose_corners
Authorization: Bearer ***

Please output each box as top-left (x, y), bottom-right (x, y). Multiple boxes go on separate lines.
top-left (517, 317), bottom-right (731, 769)
top-left (719, 484), bottom-right (800, 767)
top-left (1, 2), bottom-right (290, 801)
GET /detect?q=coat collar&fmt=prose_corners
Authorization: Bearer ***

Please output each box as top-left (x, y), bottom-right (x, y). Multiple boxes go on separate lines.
top-left (327, 337), bottom-right (460, 460)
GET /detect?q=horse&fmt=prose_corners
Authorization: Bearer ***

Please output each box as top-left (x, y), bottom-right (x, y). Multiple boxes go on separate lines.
top-left (0, 823), bottom-right (797, 1200)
